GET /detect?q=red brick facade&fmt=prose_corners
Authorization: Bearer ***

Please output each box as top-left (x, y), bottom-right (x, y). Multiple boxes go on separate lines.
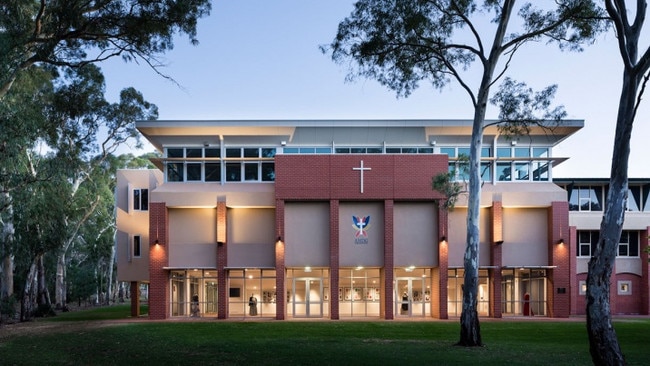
top-left (216, 200), bottom-right (228, 319)
top-left (549, 201), bottom-right (570, 318)
top-left (490, 201), bottom-right (503, 318)
top-left (148, 202), bottom-right (169, 319)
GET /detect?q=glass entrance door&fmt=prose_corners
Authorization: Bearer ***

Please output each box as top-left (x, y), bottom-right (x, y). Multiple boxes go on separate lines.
top-left (395, 277), bottom-right (426, 317)
top-left (292, 278), bottom-right (323, 318)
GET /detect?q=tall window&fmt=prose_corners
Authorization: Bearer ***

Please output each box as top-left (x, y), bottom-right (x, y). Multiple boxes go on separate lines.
top-left (627, 187), bottom-right (640, 211)
top-left (577, 231), bottom-right (599, 257)
top-left (133, 189), bottom-right (149, 211)
top-left (133, 235), bottom-right (141, 258)
top-left (618, 231), bottom-right (639, 257)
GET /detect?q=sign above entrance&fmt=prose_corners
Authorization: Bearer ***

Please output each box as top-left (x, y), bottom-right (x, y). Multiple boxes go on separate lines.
top-left (352, 160), bottom-right (371, 193)
top-left (352, 215), bottom-right (371, 244)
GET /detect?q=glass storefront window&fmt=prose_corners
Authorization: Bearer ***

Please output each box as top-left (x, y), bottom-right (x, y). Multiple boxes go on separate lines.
top-left (447, 269), bottom-right (489, 317)
top-left (169, 269), bottom-right (218, 318)
top-left (339, 268), bottom-right (381, 318)
top-left (228, 269), bottom-right (276, 318)
top-left (501, 268), bottom-right (547, 316)
top-left (286, 268), bottom-right (329, 318)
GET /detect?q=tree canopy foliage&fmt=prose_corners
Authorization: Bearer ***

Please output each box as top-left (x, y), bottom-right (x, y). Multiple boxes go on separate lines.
top-left (0, 0), bottom-right (211, 99)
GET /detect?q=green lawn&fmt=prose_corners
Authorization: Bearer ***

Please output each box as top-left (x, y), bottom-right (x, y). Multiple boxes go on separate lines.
top-left (1, 306), bottom-right (648, 365)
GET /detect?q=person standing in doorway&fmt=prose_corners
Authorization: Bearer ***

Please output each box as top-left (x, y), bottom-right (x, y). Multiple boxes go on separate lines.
top-left (249, 294), bottom-right (258, 316)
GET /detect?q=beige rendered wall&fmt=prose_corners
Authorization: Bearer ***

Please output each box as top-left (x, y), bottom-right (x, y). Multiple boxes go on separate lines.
top-left (116, 169), bottom-right (163, 282)
top-left (339, 202), bottom-right (384, 267)
top-left (227, 208), bottom-right (276, 268)
top-left (447, 208), bottom-right (491, 267)
top-left (284, 202), bottom-right (330, 267)
top-left (393, 202), bottom-right (438, 267)
top-left (502, 208), bottom-right (548, 266)
top-left (168, 208), bottom-right (217, 268)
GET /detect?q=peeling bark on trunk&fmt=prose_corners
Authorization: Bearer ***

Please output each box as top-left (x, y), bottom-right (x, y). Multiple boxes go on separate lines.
top-left (0, 255), bottom-right (13, 299)
top-left (458, 1), bottom-right (515, 347)
top-left (55, 253), bottom-right (66, 308)
top-left (36, 253), bottom-right (49, 307)
top-left (1, 190), bottom-right (15, 300)
top-left (20, 260), bottom-right (37, 321)
top-left (586, 68), bottom-right (638, 366)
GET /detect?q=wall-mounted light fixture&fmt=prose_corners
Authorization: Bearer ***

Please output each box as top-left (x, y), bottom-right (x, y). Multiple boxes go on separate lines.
top-left (495, 240), bottom-right (504, 245)
top-left (430, 140), bottom-right (436, 146)
top-left (557, 239), bottom-right (565, 245)
top-left (154, 239), bottom-right (160, 245)
top-left (511, 140), bottom-right (517, 146)
top-left (276, 236), bottom-right (283, 243)
top-left (440, 236), bottom-right (447, 242)
top-left (217, 241), bottom-right (224, 247)
top-left (280, 141), bottom-right (287, 146)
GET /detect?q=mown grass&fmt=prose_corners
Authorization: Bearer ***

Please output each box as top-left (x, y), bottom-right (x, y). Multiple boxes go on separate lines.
top-left (1, 306), bottom-right (648, 365)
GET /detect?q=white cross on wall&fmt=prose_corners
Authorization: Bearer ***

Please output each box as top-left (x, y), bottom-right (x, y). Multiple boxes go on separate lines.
top-left (352, 160), bottom-right (372, 193)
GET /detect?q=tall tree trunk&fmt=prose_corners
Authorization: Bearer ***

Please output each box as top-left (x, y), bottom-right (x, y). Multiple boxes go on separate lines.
top-left (20, 260), bottom-right (37, 321)
top-left (1, 190), bottom-right (15, 300)
top-left (586, 65), bottom-right (639, 366)
top-left (54, 195), bottom-right (100, 308)
top-left (36, 253), bottom-right (49, 307)
top-left (0, 255), bottom-right (13, 299)
top-left (106, 235), bottom-right (116, 304)
top-left (55, 252), bottom-right (66, 308)
top-left (458, 0), bottom-right (515, 347)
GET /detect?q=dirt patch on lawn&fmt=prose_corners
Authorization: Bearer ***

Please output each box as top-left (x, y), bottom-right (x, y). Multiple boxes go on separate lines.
top-left (0, 318), bottom-right (137, 341)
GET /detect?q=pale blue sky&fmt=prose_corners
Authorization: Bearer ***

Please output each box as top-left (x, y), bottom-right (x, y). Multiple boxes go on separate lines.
top-left (101, 0), bottom-right (649, 178)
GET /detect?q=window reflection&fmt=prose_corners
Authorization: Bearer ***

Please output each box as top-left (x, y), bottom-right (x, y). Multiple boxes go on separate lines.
top-left (569, 186), bottom-right (602, 211)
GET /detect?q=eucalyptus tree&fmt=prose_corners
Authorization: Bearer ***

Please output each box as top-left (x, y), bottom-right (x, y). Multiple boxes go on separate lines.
top-left (586, 2), bottom-right (650, 365)
top-left (11, 155), bottom-right (70, 320)
top-left (44, 64), bottom-right (157, 309)
top-left (0, 0), bottom-right (211, 99)
top-left (323, 0), bottom-right (603, 346)
top-left (0, 66), bottom-right (55, 307)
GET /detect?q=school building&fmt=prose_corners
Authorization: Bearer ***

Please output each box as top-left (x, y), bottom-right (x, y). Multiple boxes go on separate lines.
top-left (115, 120), bottom-right (650, 320)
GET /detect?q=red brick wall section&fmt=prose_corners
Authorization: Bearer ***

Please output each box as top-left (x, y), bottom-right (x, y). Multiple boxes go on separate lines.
top-left (130, 281), bottom-right (140, 317)
top-left (610, 258), bottom-right (617, 314)
top-left (437, 206), bottom-right (448, 319)
top-left (148, 202), bottom-right (169, 320)
top-left (274, 199), bottom-right (286, 320)
top-left (383, 200), bottom-right (394, 320)
top-left (613, 273), bottom-right (642, 314)
top-left (490, 201), bottom-right (503, 318)
top-left (642, 227), bottom-right (650, 315)
top-left (549, 201), bottom-right (570, 318)
top-left (216, 200), bottom-right (228, 319)
top-left (569, 226), bottom-right (579, 315)
top-left (575, 273), bottom-right (587, 315)
top-left (275, 155), bottom-right (448, 201)
top-left (329, 200), bottom-right (340, 320)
